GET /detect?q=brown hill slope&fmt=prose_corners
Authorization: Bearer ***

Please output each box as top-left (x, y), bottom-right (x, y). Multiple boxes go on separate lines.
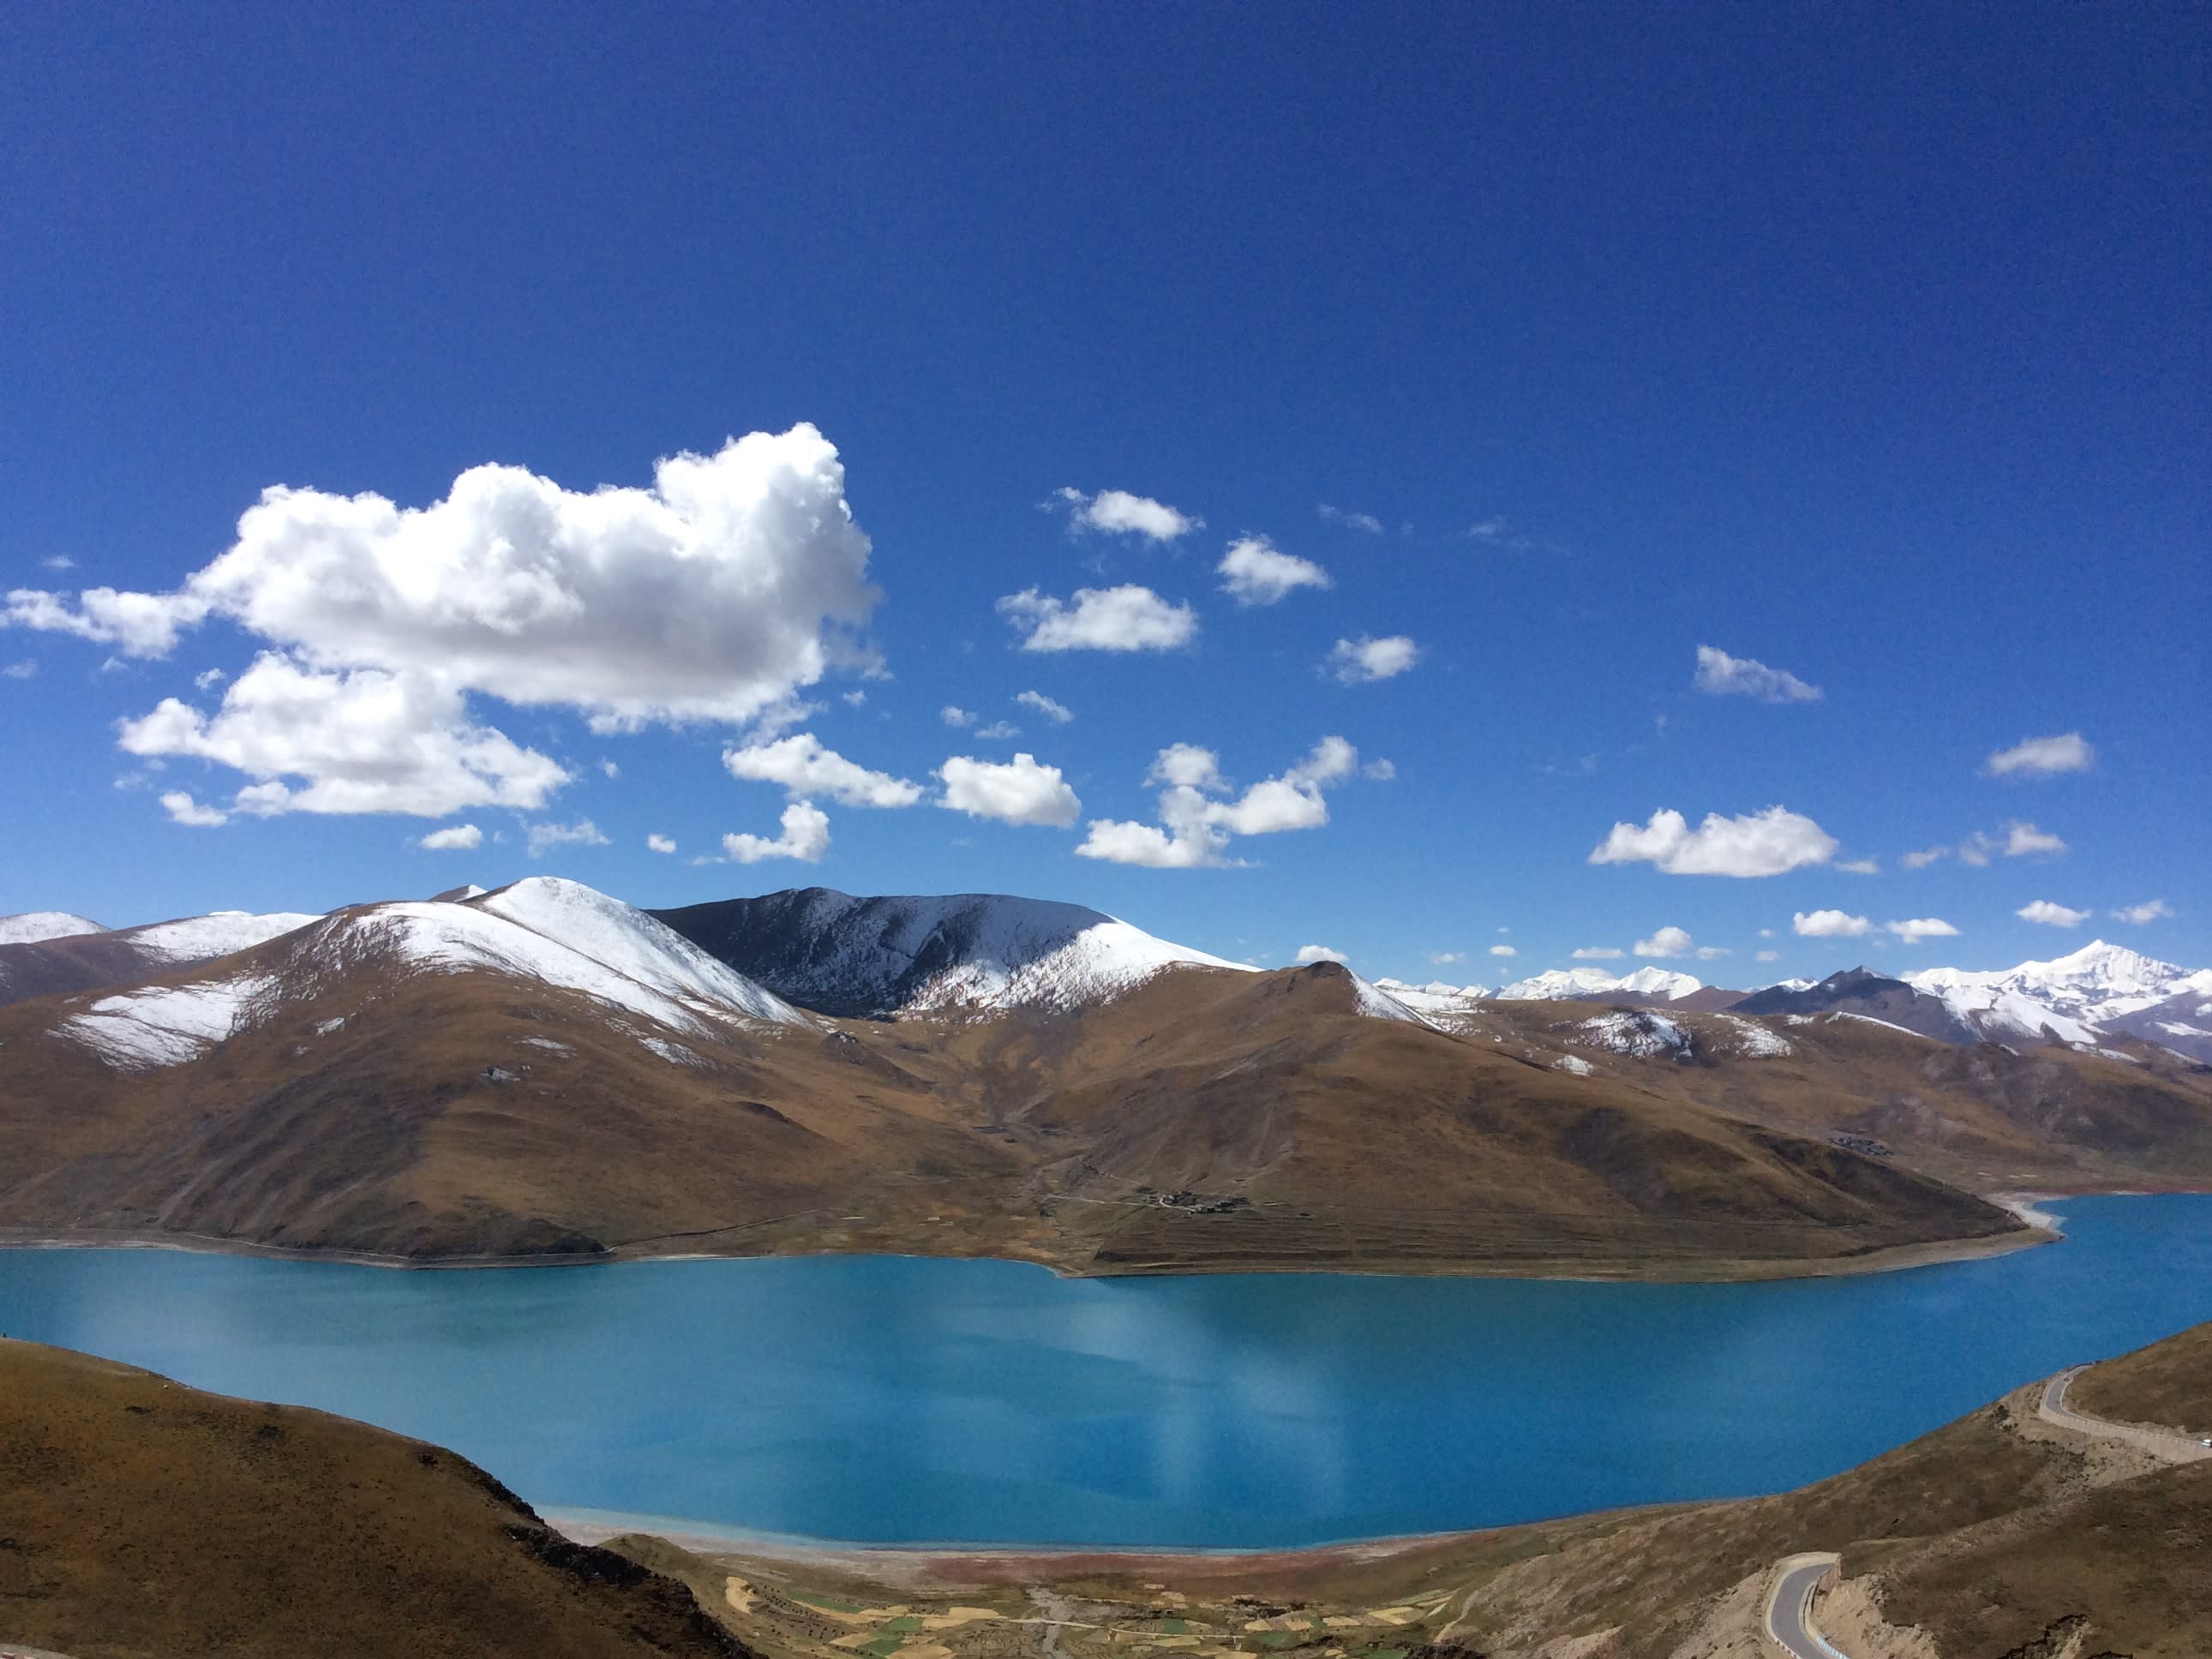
top-left (0, 930), bottom-right (2041, 1276)
top-left (0, 1339), bottom-right (747, 1659)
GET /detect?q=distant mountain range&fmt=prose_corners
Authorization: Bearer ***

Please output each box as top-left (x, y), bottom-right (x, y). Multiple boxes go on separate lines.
top-left (2, 880), bottom-right (2207, 1274)
top-left (1365, 939), bottom-right (2212, 1064)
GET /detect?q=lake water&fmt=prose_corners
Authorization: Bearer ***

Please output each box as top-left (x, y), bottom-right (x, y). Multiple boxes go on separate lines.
top-left (3, 1194), bottom-right (2208, 1550)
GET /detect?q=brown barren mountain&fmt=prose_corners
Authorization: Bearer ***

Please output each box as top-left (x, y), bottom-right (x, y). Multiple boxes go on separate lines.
top-left (2, 882), bottom-right (2208, 1277)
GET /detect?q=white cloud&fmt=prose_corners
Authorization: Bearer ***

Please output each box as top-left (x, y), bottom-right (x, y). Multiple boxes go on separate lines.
top-left (527, 818), bottom-right (609, 858)
top-left (1079, 735), bottom-right (1365, 868)
top-left (2111, 899), bottom-right (2171, 925)
top-left (117, 654), bottom-right (570, 818)
top-left (941, 705), bottom-right (974, 728)
top-left (1963, 821), bottom-right (2068, 865)
top-left (599, 758), bottom-right (619, 779)
top-left (1073, 818), bottom-right (1222, 868)
top-left (1590, 806), bottom-right (1838, 877)
top-left (722, 733), bottom-right (921, 808)
top-left (41, 554), bottom-right (74, 571)
top-left (1326, 635), bottom-right (1420, 684)
top-left (1489, 943), bottom-right (1518, 958)
top-left (1217, 537), bottom-right (1332, 606)
top-left (419, 823), bottom-right (483, 851)
top-left (1985, 732), bottom-right (2093, 777)
top-left (9, 426), bottom-right (884, 815)
top-left (722, 800), bottom-right (830, 864)
top-left (1149, 743), bottom-right (1221, 789)
top-left (1, 659), bottom-right (33, 680)
top-left (1885, 917), bottom-right (1958, 943)
top-left (1837, 857), bottom-right (1879, 875)
top-left (1692, 644), bottom-right (1822, 704)
top-left (1016, 690), bottom-right (1073, 724)
top-left (1754, 949), bottom-right (1780, 962)
top-left (998, 585), bottom-right (1198, 653)
top-left (1900, 846), bottom-right (1949, 870)
top-left (647, 833), bottom-right (677, 854)
top-left (159, 790), bottom-right (228, 827)
top-left (2017, 900), bottom-right (2090, 927)
top-left (1694, 945), bottom-right (1731, 961)
top-left (1427, 950), bottom-right (1466, 965)
top-left (5, 585), bottom-right (209, 656)
top-left (1571, 945), bottom-right (1624, 960)
top-left (194, 667), bottom-right (226, 690)
top-left (973, 720), bottom-right (1020, 740)
top-left (9, 425), bottom-right (878, 728)
top-left (937, 752), bottom-right (1081, 828)
top-left (1054, 487), bottom-right (1201, 541)
top-left (1295, 943), bottom-right (1347, 965)
top-left (1634, 926), bottom-right (1695, 959)
top-left (1793, 909), bottom-right (1872, 937)
top-left (1363, 758), bottom-right (1395, 781)
top-left (2004, 822), bottom-right (2067, 857)
top-left (842, 688), bottom-right (867, 707)
top-left (1317, 504), bottom-right (1383, 534)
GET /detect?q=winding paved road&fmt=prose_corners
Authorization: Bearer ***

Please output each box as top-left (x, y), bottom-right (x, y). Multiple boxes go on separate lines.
top-left (2037, 1366), bottom-right (2212, 1462)
top-left (1764, 1553), bottom-right (1845, 1659)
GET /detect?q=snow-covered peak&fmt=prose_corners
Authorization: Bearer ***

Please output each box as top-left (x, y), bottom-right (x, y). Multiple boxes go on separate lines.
top-left (0, 912), bottom-right (108, 946)
top-left (1495, 965), bottom-right (1704, 1002)
top-left (123, 910), bottom-right (322, 964)
top-left (653, 887), bottom-right (1252, 1018)
top-left (1903, 938), bottom-right (2201, 1033)
top-left (52, 883), bottom-right (805, 1071)
top-left (1761, 976), bottom-right (1817, 993)
top-left (468, 877), bottom-right (803, 1029)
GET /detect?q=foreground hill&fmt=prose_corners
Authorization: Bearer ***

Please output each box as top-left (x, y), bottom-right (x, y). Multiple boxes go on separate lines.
top-left (0, 1339), bottom-right (746, 1659)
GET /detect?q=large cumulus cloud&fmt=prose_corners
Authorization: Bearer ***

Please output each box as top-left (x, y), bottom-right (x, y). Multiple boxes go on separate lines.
top-left (10, 425), bottom-right (880, 818)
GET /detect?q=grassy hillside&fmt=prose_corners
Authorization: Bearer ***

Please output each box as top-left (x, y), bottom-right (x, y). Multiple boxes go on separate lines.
top-left (0, 1339), bottom-right (747, 1659)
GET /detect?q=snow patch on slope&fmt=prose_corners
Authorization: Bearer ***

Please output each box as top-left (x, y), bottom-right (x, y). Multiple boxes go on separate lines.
top-left (1372, 978), bottom-right (1495, 1026)
top-left (1574, 1010), bottom-right (1691, 1058)
top-left (1711, 1013), bottom-right (1793, 1057)
top-left (0, 912), bottom-right (108, 946)
top-left (62, 975), bottom-right (277, 1068)
top-left (1353, 975), bottom-right (1430, 1025)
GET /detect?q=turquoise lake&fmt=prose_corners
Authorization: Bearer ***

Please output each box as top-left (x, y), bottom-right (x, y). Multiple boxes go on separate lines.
top-left (3, 1194), bottom-right (2208, 1549)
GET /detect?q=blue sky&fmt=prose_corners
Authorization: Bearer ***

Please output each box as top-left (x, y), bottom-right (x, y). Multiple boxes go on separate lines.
top-left (3, 3), bottom-right (2206, 982)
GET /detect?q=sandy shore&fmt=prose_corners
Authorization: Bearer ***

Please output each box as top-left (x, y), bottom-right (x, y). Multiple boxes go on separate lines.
top-left (0, 1211), bottom-right (2067, 1281)
top-left (547, 1510), bottom-right (1518, 1592)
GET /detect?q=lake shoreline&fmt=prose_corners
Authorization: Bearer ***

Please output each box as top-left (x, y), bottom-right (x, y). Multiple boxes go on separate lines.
top-left (0, 1201), bottom-right (2089, 1284)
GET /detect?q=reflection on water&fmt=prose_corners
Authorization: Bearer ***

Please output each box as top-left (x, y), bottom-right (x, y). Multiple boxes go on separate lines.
top-left (2, 1195), bottom-right (2208, 1548)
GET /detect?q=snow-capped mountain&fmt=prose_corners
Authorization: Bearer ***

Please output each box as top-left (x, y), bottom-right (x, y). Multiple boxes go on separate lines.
top-left (1735, 967), bottom-right (1979, 1045)
top-left (0, 912), bottom-right (107, 947)
top-left (0, 907), bottom-right (321, 1008)
top-left (655, 888), bottom-right (1254, 1019)
top-left (1494, 965), bottom-right (1706, 1002)
top-left (1903, 941), bottom-right (2202, 1047)
top-left (54, 877), bottom-right (805, 1069)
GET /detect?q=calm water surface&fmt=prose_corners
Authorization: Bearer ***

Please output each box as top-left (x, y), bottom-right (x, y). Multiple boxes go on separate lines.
top-left (3, 1194), bottom-right (2208, 1549)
